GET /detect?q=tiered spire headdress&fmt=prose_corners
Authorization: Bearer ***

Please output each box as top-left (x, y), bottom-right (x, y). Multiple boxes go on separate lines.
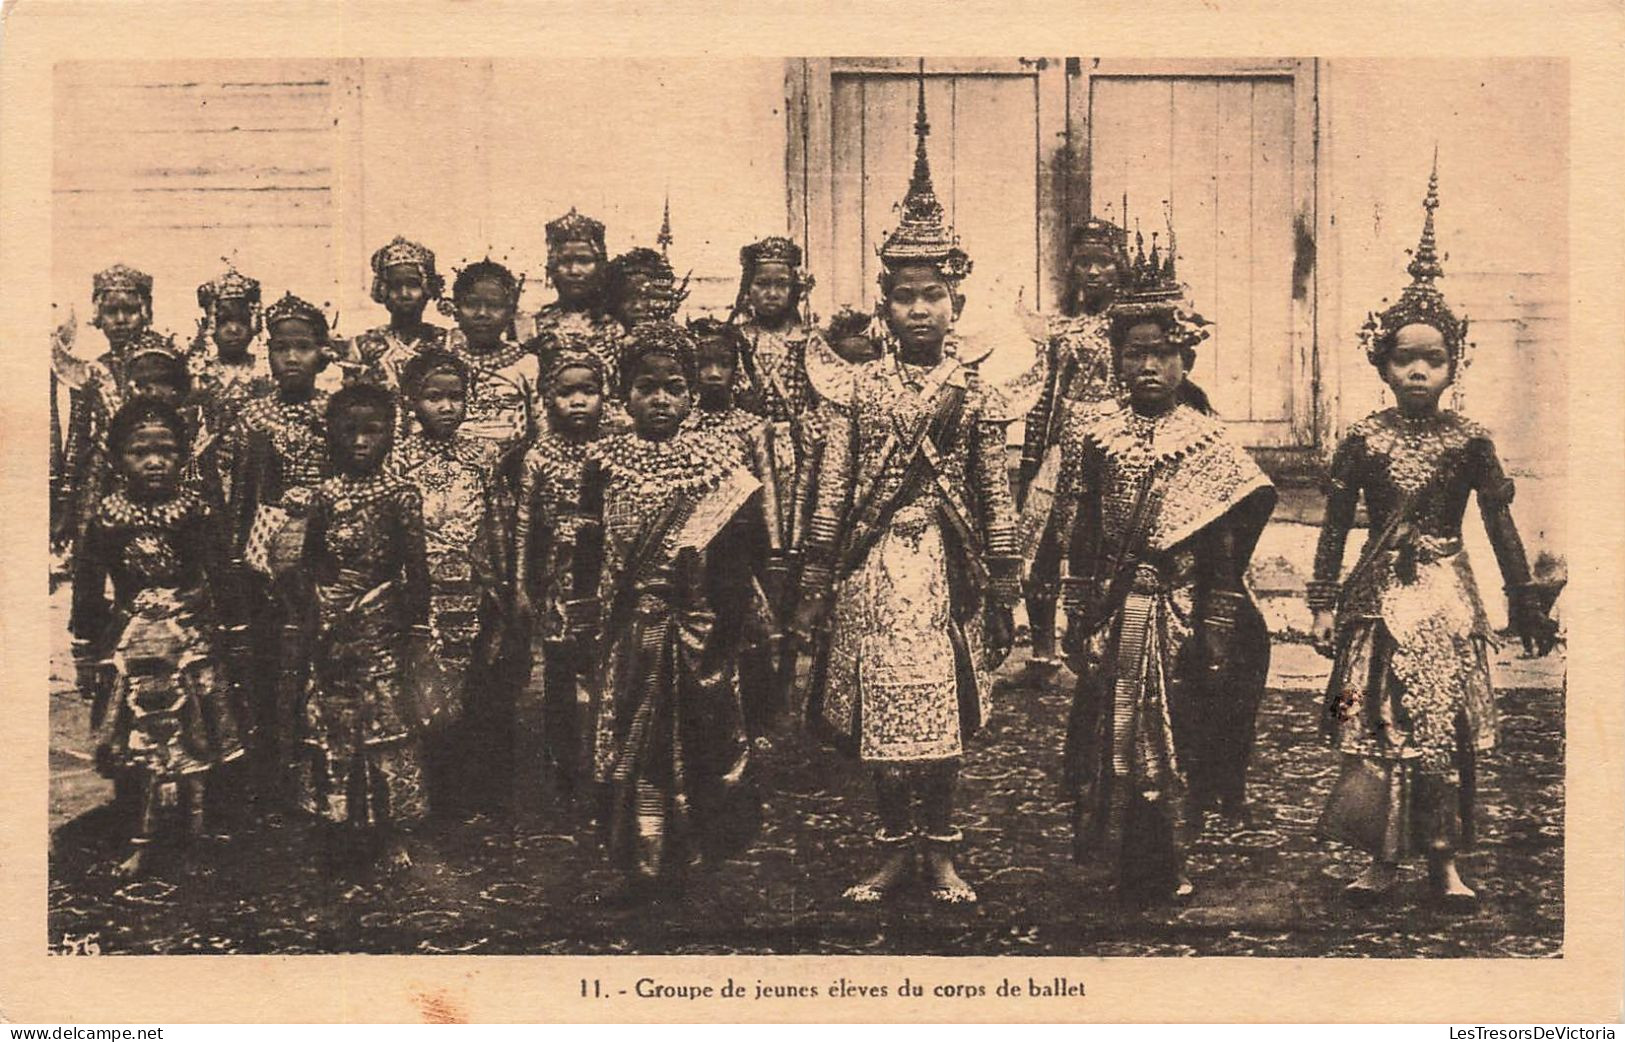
top-left (546, 207), bottom-right (608, 261)
top-left (370, 236), bottom-right (445, 303)
top-left (1360, 150), bottom-right (1470, 365)
top-left (877, 63), bottom-right (972, 287)
top-left (1106, 207), bottom-right (1210, 352)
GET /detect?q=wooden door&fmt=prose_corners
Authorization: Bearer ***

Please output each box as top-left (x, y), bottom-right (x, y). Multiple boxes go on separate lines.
top-left (788, 58), bottom-right (1069, 325)
top-left (1072, 59), bottom-right (1319, 458)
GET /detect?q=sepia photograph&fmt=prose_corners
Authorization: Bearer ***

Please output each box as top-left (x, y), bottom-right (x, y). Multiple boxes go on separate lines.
top-left (35, 51), bottom-right (1574, 963)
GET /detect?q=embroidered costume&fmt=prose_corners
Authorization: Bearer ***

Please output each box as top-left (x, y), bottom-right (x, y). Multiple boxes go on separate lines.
top-left (71, 486), bottom-right (246, 788)
top-left (588, 426), bottom-right (764, 883)
top-left (1056, 223), bottom-right (1275, 899)
top-left (296, 473), bottom-right (433, 826)
top-left (343, 237), bottom-right (449, 394)
top-left (1310, 161), bottom-right (1557, 870)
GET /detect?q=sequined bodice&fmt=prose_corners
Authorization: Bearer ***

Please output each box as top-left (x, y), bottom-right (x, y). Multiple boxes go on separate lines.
top-left (1051, 314), bottom-right (1117, 406)
top-left (521, 433), bottom-right (593, 530)
top-left (192, 353), bottom-right (274, 432)
top-left (850, 359), bottom-right (974, 513)
top-left (393, 434), bottom-right (491, 576)
top-left (238, 392), bottom-right (330, 492)
top-left (596, 430), bottom-right (732, 595)
top-left (1336, 409), bottom-right (1498, 540)
top-left (94, 490), bottom-right (211, 603)
top-left (446, 333), bottom-right (538, 455)
top-left (741, 323), bottom-right (811, 422)
top-left (313, 475), bottom-right (415, 592)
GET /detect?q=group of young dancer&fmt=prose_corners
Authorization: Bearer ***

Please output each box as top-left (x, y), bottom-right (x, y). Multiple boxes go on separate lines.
top-left (51, 78), bottom-right (1559, 914)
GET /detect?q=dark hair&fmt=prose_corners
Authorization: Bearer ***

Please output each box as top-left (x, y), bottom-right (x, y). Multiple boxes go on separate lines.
top-left (325, 382), bottom-right (398, 449)
top-left (605, 248), bottom-right (677, 319)
top-left (399, 349), bottom-right (468, 401)
top-left (125, 348), bottom-right (193, 397)
top-left (686, 317), bottom-right (743, 362)
top-left (878, 262), bottom-right (965, 317)
top-left (451, 260), bottom-right (521, 305)
top-left (107, 398), bottom-right (186, 458)
top-left (619, 321), bottom-right (698, 397)
top-left (1366, 321), bottom-right (1462, 380)
top-left (1108, 310), bottom-right (1198, 372)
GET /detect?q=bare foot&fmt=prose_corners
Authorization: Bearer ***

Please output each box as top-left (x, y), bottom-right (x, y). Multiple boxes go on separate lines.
top-left (843, 850), bottom-right (914, 904)
top-left (1430, 857), bottom-right (1478, 911)
top-left (113, 846), bottom-right (149, 878)
top-left (1345, 861), bottom-right (1399, 905)
top-left (384, 841), bottom-right (414, 873)
top-left (922, 847), bottom-right (977, 905)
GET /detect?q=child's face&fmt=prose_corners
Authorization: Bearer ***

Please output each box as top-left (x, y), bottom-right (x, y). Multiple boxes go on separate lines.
top-left (617, 276), bottom-right (662, 329)
top-left (212, 301), bottom-right (255, 358)
top-left (747, 261), bottom-right (794, 325)
top-left (694, 338), bottom-right (736, 408)
top-left (551, 242), bottom-right (602, 306)
top-left (455, 277), bottom-right (515, 347)
top-left (1069, 248), bottom-right (1120, 313)
top-left (97, 290), bottom-right (149, 349)
top-left (885, 265), bottom-right (954, 354)
top-left (126, 358), bottom-right (184, 406)
top-left (382, 264), bottom-right (430, 321)
top-left (834, 333), bottom-right (880, 364)
top-left (547, 365), bottom-right (604, 437)
top-left (119, 421), bottom-right (182, 500)
top-left (1118, 320), bottom-right (1186, 413)
top-left (267, 318), bottom-right (324, 394)
top-left (626, 354), bottom-right (691, 441)
top-left (413, 371), bottom-right (466, 439)
top-left (333, 403), bottom-right (393, 474)
top-left (1382, 323), bottom-right (1453, 412)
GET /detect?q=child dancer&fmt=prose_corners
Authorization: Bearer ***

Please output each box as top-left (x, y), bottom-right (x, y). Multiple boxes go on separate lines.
top-left (71, 399), bottom-right (246, 876)
top-left (229, 293), bottom-right (335, 814)
top-left (685, 317), bottom-right (789, 740)
top-left (189, 267), bottom-right (273, 503)
top-left (512, 339), bottom-right (609, 814)
top-left (390, 350), bottom-right (507, 819)
top-left (296, 383), bottom-right (433, 870)
top-left (792, 77), bottom-right (1021, 905)
top-left (345, 237), bottom-right (448, 393)
top-left (1309, 161), bottom-right (1559, 910)
top-left (582, 320), bottom-right (764, 901)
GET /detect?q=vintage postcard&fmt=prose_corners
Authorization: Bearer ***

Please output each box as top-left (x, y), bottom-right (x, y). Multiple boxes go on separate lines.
top-left (1, 0), bottom-right (1621, 1025)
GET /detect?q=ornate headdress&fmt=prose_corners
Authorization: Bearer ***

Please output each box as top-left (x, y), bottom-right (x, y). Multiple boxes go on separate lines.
top-left (448, 258), bottom-right (524, 303)
top-left (607, 247), bottom-right (690, 321)
top-left (877, 64), bottom-right (972, 286)
top-left (196, 264), bottom-right (263, 336)
top-left (124, 329), bottom-right (184, 363)
top-left (735, 236), bottom-right (814, 319)
top-left (1360, 152), bottom-right (1470, 365)
top-left (620, 319), bottom-right (698, 392)
top-left (538, 335), bottom-right (610, 393)
top-left (264, 292), bottom-right (332, 342)
top-left (370, 236), bottom-right (445, 303)
top-left (92, 263), bottom-right (153, 304)
top-left (1106, 212), bottom-right (1210, 352)
top-left (1069, 218), bottom-right (1130, 265)
top-left (398, 348), bottom-right (468, 400)
top-left (546, 208), bottom-right (608, 260)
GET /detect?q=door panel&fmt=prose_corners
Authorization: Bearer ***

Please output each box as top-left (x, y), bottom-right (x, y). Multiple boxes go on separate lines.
top-left (1082, 63), bottom-right (1315, 450)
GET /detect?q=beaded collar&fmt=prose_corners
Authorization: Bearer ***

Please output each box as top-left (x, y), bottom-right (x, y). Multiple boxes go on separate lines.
top-left (595, 429), bottom-right (732, 499)
top-left (98, 486), bottom-right (203, 528)
top-left (1090, 402), bottom-right (1223, 476)
top-left (446, 330), bottom-right (528, 373)
top-left (318, 471), bottom-right (401, 511)
top-left (1352, 408), bottom-right (1484, 494)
